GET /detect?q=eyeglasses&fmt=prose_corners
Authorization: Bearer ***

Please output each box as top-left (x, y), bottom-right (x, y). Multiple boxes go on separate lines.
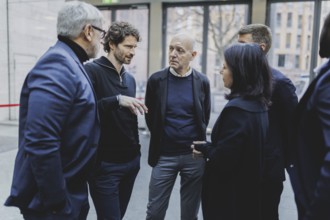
top-left (91, 25), bottom-right (106, 39)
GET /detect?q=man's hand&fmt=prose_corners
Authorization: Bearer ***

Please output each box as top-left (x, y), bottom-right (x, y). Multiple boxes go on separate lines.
top-left (118, 95), bottom-right (148, 115)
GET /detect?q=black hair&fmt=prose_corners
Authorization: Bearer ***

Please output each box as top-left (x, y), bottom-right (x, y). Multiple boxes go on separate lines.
top-left (103, 21), bottom-right (141, 53)
top-left (319, 13), bottom-right (330, 58)
top-left (224, 43), bottom-right (272, 106)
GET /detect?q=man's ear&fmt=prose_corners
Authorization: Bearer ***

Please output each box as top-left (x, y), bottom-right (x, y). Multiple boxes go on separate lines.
top-left (259, 43), bottom-right (267, 52)
top-left (109, 42), bottom-right (116, 51)
top-left (82, 24), bottom-right (93, 42)
top-left (191, 51), bottom-right (197, 58)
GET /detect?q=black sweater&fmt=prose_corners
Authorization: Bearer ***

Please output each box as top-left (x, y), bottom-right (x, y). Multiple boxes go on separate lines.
top-left (84, 56), bottom-right (140, 163)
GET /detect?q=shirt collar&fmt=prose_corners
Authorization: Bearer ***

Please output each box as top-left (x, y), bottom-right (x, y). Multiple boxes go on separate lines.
top-left (58, 35), bottom-right (89, 64)
top-left (169, 67), bottom-right (192, 77)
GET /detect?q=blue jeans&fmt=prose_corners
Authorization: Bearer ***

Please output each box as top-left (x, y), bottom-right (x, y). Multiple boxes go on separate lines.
top-left (89, 154), bottom-right (140, 220)
top-left (146, 154), bottom-right (205, 220)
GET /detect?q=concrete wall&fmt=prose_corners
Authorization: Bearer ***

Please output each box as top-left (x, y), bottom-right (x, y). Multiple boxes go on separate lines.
top-left (0, 0), bottom-right (9, 121)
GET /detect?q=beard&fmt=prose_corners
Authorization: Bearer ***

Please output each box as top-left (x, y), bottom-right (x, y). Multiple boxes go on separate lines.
top-left (87, 40), bottom-right (100, 59)
top-left (114, 49), bottom-right (133, 65)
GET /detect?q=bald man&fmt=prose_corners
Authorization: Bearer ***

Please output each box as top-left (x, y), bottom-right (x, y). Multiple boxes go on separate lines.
top-left (145, 33), bottom-right (211, 220)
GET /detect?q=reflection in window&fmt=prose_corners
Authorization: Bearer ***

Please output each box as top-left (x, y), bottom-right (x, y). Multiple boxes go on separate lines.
top-left (298, 15), bottom-right (302, 29)
top-left (278, 54), bottom-right (285, 67)
top-left (296, 35), bottom-right (301, 49)
top-left (287, 12), bottom-right (292, 27)
top-left (307, 35), bottom-right (311, 50)
top-left (295, 55), bottom-right (300, 68)
top-left (286, 33), bottom-right (291, 48)
top-left (268, 1), bottom-right (314, 83)
top-left (276, 13), bottom-right (282, 27)
top-left (308, 15), bottom-right (312, 31)
top-left (275, 33), bottom-right (280, 48)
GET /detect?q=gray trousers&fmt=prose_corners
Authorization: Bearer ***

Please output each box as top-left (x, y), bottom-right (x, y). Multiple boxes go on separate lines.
top-left (146, 154), bottom-right (205, 220)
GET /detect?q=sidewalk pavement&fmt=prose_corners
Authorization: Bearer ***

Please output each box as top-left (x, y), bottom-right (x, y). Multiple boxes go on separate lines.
top-left (0, 116), bottom-right (298, 219)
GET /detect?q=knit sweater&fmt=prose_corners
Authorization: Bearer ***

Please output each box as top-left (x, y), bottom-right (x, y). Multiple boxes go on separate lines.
top-left (84, 56), bottom-right (140, 163)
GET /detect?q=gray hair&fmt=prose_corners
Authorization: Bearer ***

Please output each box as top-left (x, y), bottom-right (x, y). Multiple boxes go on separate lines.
top-left (57, 1), bottom-right (103, 39)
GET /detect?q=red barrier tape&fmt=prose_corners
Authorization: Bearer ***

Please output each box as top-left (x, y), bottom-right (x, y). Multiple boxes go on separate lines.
top-left (0, 104), bottom-right (20, 107)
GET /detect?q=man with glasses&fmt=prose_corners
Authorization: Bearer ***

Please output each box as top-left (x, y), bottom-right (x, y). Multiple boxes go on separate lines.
top-left (5, 2), bottom-right (103, 219)
top-left (92, 25), bottom-right (106, 39)
top-left (84, 21), bottom-right (148, 220)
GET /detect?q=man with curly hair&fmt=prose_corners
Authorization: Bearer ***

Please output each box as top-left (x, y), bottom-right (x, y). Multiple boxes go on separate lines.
top-left (84, 21), bottom-right (148, 220)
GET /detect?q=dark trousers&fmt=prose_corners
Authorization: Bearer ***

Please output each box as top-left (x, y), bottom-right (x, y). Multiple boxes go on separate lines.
top-left (146, 154), bottom-right (205, 220)
top-left (261, 180), bottom-right (284, 220)
top-left (22, 201), bottom-right (89, 220)
top-left (89, 154), bottom-right (140, 220)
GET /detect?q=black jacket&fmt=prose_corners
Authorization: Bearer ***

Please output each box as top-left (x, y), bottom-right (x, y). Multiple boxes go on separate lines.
top-left (201, 97), bottom-right (269, 220)
top-left (145, 67), bottom-right (211, 167)
top-left (290, 59), bottom-right (330, 220)
top-left (84, 56), bottom-right (140, 163)
top-left (265, 68), bottom-right (298, 181)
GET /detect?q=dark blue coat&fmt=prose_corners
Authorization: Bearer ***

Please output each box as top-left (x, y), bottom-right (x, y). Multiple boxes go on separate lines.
top-left (265, 68), bottom-right (298, 181)
top-left (291, 59), bottom-right (330, 220)
top-left (5, 41), bottom-right (100, 219)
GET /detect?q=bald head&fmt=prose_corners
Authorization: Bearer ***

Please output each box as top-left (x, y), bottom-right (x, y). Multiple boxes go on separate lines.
top-left (168, 33), bottom-right (197, 75)
top-left (170, 33), bottom-right (196, 51)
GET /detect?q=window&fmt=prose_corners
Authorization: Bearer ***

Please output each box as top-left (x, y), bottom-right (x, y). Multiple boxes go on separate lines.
top-left (296, 35), bottom-right (301, 49)
top-left (278, 54), bottom-right (285, 67)
top-left (308, 15), bottom-right (312, 31)
top-left (276, 13), bottom-right (282, 27)
top-left (275, 33), bottom-right (280, 48)
top-left (268, 1), bottom-right (315, 84)
top-left (295, 55), bottom-right (300, 68)
top-left (164, 2), bottom-right (251, 114)
top-left (287, 12), bottom-right (292, 28)
top-left (286, 33), bottom-right (291, 48)
top-left (298, 15), bottom-right (303, 29)
top-left (307, 35), bottom-right (311, 50)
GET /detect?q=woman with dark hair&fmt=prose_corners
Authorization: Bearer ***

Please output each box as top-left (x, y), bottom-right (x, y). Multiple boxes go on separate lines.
top-left (290, 12), bottom-right (330, 220)
top-left (192, 43), bottom-right (272, 220)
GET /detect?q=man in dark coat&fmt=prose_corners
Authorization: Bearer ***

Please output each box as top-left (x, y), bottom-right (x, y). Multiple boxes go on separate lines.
top-left (4, 2), bottom-right (103, 219)
top-left (238, 24), bottom-right (298, 220)
top-left (145, 33), bottom-right (211, 220)
top-left (290, 12), bottom-right (330, 220)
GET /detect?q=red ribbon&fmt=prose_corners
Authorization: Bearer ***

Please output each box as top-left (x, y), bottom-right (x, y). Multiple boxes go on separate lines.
top-left (0, 104), bottom-right (20, 107)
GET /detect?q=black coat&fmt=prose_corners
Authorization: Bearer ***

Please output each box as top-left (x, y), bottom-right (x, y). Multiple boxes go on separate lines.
top-left (265, 68), bottom-right (298, 181)
top-left (201, 97), bottom-right (269, 220)
top-left (145, 67), bottom-right (211, 167)
top-left (290, 59), bottom-right (330, 220)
